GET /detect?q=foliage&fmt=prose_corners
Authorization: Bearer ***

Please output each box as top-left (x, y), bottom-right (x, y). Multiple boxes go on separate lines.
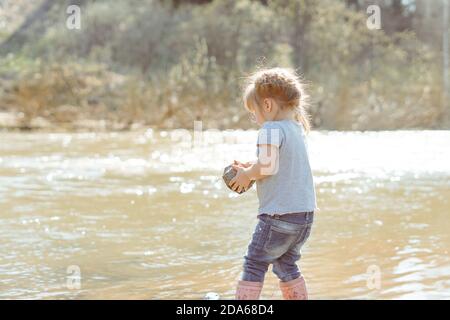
top-left (0, 0), bottom-right (447, 130)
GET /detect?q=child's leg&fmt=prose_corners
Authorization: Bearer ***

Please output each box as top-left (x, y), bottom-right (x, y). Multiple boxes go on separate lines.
top-left (236, 241), bottom-right (270, 299)
top-left (237, 215), bottom-right (307, 299)
top-left (272, 248), bottom-right (301, 282)
top-left (235, 280), bottom-right (264, 300)
top-left (273, 223), bottom-right (313, 300)
top-left (279, 276), bottom-right (308, 300)
top-left (273, 246), bottom-right (308, 300)
top-left (241, 217), bottom-right (273, 282)
top-left (236, 218), bottom-right (272, 300)
top-left (242, 243), bottom-right (272, 282)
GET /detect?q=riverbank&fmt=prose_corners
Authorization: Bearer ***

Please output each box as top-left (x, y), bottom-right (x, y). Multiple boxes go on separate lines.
top-left (1, 111), bottom-right (449, 133)
top-left (0, 111), bottom-right (148, 132)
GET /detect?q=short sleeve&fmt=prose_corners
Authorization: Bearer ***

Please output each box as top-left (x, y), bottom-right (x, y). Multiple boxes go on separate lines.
top-left (257, 121), bottom-right (284, 148)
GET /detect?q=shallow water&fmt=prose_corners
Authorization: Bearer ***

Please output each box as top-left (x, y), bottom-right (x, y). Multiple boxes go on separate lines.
top-left (0, 129), bottom-right (449, 299)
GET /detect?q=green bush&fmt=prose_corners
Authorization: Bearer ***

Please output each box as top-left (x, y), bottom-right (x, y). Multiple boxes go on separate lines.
top-left (0, 0), bottom-right (447, 130)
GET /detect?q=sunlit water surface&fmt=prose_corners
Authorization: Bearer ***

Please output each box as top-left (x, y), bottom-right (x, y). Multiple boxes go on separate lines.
top-left (0, 130), bottom-right (449, 299)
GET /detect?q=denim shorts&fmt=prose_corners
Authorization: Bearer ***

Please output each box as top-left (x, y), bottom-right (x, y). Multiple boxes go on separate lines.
top-left (241, 212), bottom-right (314, 282)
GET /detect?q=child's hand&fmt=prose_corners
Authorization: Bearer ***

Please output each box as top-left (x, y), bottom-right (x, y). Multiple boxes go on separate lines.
top-left (230, 165), bottom-right (252, 193)
top-left (233, 160), bottom-right (252, 168)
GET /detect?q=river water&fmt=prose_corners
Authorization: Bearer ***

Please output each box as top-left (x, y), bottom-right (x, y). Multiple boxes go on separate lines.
top-left (0, 130), bottom-right (449, 299)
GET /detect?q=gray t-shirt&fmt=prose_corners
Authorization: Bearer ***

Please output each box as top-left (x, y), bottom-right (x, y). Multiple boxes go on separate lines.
top-left (256, 120), bottom-right (318, 215)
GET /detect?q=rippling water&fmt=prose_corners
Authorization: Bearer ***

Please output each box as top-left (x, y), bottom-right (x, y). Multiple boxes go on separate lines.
top-left (0, 130), bottom-right (449, 299)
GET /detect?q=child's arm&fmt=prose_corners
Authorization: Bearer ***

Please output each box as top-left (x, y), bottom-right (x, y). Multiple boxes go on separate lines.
top-left (230, 144), bottom-right (279, 193)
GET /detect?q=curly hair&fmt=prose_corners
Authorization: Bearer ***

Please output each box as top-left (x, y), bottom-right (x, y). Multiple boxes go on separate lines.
top-left (243, 67), bottom-right (311, 133)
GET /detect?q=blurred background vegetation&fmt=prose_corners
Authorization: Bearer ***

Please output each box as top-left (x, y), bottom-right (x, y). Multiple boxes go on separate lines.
top-left (0, 0), bottom-right (448, 130)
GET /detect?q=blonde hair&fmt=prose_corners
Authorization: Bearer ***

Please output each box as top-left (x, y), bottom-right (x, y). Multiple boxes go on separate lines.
top-left (243, 67), bottom-right (311, 133)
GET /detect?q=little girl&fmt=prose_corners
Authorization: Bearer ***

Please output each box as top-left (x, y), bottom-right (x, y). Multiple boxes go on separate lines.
top-left (230, 67), bottom-right (318, 300)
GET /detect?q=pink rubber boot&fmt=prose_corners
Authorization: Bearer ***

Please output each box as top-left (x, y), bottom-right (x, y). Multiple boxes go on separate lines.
top-left (279, 276), bottom-right (308, 300)
top-left (235, 280), bottom-right (264, 300)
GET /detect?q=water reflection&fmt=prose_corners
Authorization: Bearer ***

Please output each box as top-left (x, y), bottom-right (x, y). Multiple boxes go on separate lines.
top-left (0, 130), bottom-right (449, 299)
